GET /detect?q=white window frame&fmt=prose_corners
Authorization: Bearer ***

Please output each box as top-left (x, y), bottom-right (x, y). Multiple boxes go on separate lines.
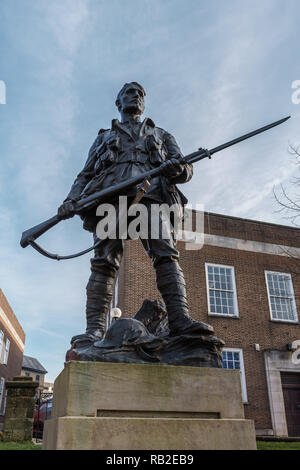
top-left (113, 276), bottom-right (119, 308)
top-left (2, 388), bottom-right (7, 416)
top-left (205, 263), bottom-right (239, 317)
top-left (0, 377), bottom-right (5, 413)
top-left (265, 271), bottom-right (298, 323)
top-left (107, 277), bottom-right (120, 330)
top-left (222, 348), bottom-right (248, 403)
top-left (0, 331), bottom-right (4, 364)
top-left (3, 338), bottom-right (10, 365)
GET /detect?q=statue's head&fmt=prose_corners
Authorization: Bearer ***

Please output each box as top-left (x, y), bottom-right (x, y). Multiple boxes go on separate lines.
top-left (115, 82), bottom-right (145, 116)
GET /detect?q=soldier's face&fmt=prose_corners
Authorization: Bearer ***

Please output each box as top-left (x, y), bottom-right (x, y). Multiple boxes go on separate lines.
top-left (118, 86), bottom-right (145, 115)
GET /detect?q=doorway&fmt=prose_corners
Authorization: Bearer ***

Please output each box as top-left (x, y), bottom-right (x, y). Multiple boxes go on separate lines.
top-left (281, 372), bottom-right (300, 437)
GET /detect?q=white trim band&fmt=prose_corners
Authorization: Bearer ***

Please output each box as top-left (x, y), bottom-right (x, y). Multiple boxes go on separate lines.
top-left (0, 307), bottom-right (25, 352)
top-left (182, 232), bottom-right (300, 257)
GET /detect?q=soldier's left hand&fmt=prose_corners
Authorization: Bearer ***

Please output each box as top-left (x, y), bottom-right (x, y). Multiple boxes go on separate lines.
top-left (163, 157), bottom-right (185, 178)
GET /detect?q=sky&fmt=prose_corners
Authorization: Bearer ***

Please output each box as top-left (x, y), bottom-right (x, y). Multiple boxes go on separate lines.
top-left (0, 0), bottom-right (300, 381)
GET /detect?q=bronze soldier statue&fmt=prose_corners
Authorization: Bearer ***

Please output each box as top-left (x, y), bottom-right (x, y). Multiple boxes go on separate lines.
top-left (57, 82), bottom-right (212, 343)
top-left (20, 83), bottom-right (289, 362)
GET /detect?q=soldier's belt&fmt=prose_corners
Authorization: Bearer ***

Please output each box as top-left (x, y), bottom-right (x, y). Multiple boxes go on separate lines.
top-left (108, 153), bottom-right (160, 165)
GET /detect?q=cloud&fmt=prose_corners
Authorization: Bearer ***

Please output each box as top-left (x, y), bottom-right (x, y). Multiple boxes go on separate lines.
top-left (0, 0), bottom-right (94, 378)
top-left (41, 0), bottom-right (90, 56)
top-left (173, 0), bottom-right (298, 225)
top-left (1, 0), bottom-right (300, 381)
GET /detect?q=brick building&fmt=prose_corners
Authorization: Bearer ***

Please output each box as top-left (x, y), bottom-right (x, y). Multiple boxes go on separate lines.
top-left (114, 211), bottom-right (300, 437)
top-left (0, 289), bottom-right (26, 430)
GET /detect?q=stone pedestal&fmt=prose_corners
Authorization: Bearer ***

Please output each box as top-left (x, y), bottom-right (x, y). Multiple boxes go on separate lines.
top-left (43, 361), bottom-right (256, 450)
top-left (3, 376), bottom-right (39, 441)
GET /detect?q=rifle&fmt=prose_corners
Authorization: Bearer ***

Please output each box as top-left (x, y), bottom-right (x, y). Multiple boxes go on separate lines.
top-left (20, 116), bottom-right (290, 260)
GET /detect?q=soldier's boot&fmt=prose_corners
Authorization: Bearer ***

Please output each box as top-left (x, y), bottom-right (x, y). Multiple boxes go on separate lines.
top-left (71, 272), bottom-right (115, 345)
top-left (155, 261), bottom-right (214, 337)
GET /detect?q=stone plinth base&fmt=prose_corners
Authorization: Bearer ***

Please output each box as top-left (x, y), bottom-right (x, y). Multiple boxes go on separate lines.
top-left (44, 417), bottom-right (255, 450)
top-left (3, 376), bottom-right (39, 442)
top-left (43, 362), bottom-right (256, 450)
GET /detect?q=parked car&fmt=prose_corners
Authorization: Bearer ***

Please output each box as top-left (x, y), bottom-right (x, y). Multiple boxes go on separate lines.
top-left (33, 397), bottom-right (52, 439)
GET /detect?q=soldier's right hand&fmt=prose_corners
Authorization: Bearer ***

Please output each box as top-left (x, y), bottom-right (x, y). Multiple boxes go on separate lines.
top-left (57, 200), bottom-right (77, 220)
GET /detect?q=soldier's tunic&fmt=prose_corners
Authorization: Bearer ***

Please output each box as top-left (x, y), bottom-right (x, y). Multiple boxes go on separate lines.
top-left (67, 118), bottom-right (192, 225)
top-left (65, 117), bottom-right (193, 273)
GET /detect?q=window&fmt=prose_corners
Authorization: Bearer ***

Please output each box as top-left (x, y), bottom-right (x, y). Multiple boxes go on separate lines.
top-left (222, 348), bottom-right (248, 402)
top-left (3, 338), bottom-right (10, 365)
top-left (265, 271), bottom-right (298, 322)
top-left (36, 375), bottom-right (40, 382)
top-left (25, 372), bottom-right (30, 377)
top-left (205, 263), bottom-right (239, 316)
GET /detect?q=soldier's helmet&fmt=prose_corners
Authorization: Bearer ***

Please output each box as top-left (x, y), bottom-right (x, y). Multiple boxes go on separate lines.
top-left (94, 317), bottom-right (163, 351)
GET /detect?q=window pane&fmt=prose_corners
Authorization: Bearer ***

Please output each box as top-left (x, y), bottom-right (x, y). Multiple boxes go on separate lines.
top-left (222, 350), bottom-right (247, 402)
top-left (207, 265), bottom-right (237, 316)
top-left (222, 351), bottom-right (241, 371)
top-left (266, 272), bottom-right (297, 322)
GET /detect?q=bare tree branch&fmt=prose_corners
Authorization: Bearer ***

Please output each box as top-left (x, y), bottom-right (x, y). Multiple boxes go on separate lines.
top-left (273, 145), bottom-right (300, 227)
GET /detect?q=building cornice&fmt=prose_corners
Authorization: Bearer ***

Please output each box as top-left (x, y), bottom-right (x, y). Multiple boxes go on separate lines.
top-left (0, 306), bottom-right (25, 352)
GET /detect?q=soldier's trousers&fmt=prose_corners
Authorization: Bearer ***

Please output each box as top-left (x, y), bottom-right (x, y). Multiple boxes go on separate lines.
top-left (85, 198), bottom-right (189, 334)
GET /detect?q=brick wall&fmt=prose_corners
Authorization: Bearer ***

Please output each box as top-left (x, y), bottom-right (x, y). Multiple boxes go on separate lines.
top-left (0, 290), bottom-right (25, 428)
top-left (203, 212), bottom-right (300, 247)
top-left (116, 212), bottom-right (300, 433)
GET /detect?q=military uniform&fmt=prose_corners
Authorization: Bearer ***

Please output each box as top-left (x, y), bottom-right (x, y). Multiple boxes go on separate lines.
top-left (65, 117), bottom-right (212, 341)
top-left (67, 117), bottom-right (192, 219)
